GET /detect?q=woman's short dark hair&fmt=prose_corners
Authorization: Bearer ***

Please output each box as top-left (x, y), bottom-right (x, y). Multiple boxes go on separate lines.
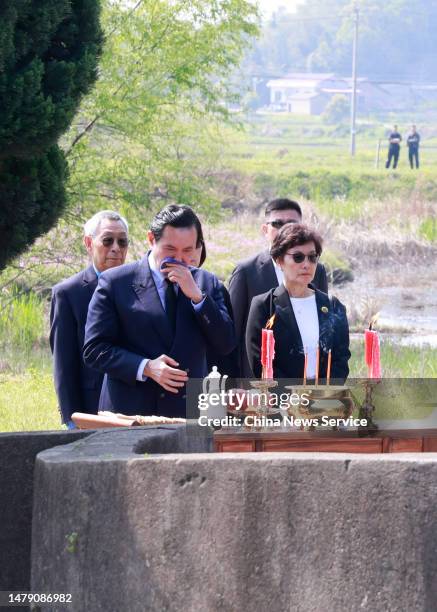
top-left (150, 204), bottom-right (204, 246)
top-left (270, 223), bottom-right (323, 260)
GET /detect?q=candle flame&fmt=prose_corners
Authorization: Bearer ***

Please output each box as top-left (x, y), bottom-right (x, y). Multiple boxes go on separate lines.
top-left (369, 312), bottom-right (379, 331)
top-left (265, 314), bottom-right (276, 329)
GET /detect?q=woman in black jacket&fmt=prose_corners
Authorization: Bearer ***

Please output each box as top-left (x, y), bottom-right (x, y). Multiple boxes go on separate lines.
top-left (246, 224), bottom-right (350, 383)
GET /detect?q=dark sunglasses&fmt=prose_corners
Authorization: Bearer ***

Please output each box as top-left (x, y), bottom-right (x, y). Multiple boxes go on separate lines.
top-left (267, 219), bottom-right (298, 229)
top-left (286, 251), bottom-right (319, 264)
top-left (101, 237), bottom-right (129, 248)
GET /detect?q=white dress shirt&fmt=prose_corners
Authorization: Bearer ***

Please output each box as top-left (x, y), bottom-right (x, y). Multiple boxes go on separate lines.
top-left (289, 293), bottom-right (319, 379)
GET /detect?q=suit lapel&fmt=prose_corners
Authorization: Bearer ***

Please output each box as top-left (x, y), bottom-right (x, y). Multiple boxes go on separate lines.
top-left (257, 251), bottom-right (279, 293)
top-left (273, 284), bottom-right (303, 352)
top-left (315, 290), bottom-right (333, 354)
top-left (132, 254), bottom-right (173, 349)
top-left (274, 287), bottom-right (333, 353)
top-left (271, 287), bottom-right (333, 378)
top-left (82, 265), bottom-right (98, 298)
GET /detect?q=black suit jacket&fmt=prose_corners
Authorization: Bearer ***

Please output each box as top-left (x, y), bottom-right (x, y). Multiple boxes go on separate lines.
top-left (50, 266), bottom-right (103, 424)
top-left (206, 283), bottom-right (239, 379)
top-left (229, 250), bottom-right (328, 378)
top-left (246, 285), bottom-right (350, 381)
top-left (83, 255), bottom-right (236, 417)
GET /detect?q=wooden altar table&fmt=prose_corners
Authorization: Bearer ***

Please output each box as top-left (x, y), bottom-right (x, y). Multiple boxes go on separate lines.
top-left (214, 428), bottom-right (437, 454)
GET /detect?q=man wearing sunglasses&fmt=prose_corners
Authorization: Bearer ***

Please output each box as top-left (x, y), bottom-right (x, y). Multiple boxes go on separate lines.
top-left (50, 210), bottom-right (129, 428)
top-left (229, 198), bottom-right (328, 379)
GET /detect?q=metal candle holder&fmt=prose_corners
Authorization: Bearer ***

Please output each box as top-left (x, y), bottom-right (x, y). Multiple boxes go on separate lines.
top-left (356, 379), bottom-right (380, 436)
top-left (285, 384), bottom-right (355, 430)
top-left (249, 377), bottom-right (279, 423)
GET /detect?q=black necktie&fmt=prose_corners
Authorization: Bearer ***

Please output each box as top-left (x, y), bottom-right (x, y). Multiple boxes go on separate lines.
top-left (164, 279), bottom-right (177, 332)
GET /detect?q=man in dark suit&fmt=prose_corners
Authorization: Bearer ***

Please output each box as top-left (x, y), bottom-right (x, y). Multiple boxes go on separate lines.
top-left (83, 204), bottom-right (235, 418)
top-left (50, 210), bottom-right (129, 428)
top-left (190, 241), bottom-right (239, 378)
top-left (229, 198), bottom-right (328, 378)
top-left (385, 124), bottom-right (402, 169)
top-left (407, 124), bottom-right (420, 169)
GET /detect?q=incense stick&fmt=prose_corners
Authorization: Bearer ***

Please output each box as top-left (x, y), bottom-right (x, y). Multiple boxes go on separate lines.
top-left (327, 349), bottom-right (332, 385)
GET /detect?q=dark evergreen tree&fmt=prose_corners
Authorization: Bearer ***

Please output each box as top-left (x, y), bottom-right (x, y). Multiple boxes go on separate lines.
top-left (0, 0), bottom-right (102, 270)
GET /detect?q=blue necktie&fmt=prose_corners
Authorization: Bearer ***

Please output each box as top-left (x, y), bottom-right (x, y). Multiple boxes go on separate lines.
top-left (164, 279), bottom-right (177, 333)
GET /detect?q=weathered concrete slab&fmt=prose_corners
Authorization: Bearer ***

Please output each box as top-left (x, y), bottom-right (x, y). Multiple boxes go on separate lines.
top-left (0, 430), bottom-right (91, 606)
top-left (31, 431), bottom-right (437, 612)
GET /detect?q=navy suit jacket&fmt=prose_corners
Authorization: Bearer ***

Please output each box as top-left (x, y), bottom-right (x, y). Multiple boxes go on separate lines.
top-left (206, 282), bottom-right (239, 379)
top-left (83, 255), bottom-right (236, 417)
top-left (229, 249), bottom-right (328, 378)
top-left (50, 266), bottom-right (103, 423)
top-left (246, 285), bottom-right (350, 382)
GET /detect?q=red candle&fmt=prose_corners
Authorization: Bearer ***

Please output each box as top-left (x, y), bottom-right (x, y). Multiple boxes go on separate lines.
top-left (261, 329), bottom-right (267, 366)
top-left (261, 315), bottom-right (276, 379)
top-left (261, 328), bottom-right (275, 379)
top-left (327, 349), bottom-right (332, 385)
top-left (371, 333), bottom-right (381, 378)
top-left (364, 329), bottom-right (374, 377)
top-left (364, 329), bottom-right (381, 378)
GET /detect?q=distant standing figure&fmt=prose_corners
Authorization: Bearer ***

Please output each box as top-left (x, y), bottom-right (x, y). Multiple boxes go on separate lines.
top-left (385, 124), bottom-right (402, 169)
top-left (407, 125), bottom-right (420, 169)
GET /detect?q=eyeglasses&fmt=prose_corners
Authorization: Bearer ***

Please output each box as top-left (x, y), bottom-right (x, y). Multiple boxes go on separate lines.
top-left (101, 237), bottom-right (129, 248)
top-left (266, 219), bottom-right (298, 230)
top-left (285, 251), bottom-right (319, 264)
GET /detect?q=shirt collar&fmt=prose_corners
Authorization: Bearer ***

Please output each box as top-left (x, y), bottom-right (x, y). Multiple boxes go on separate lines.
top-left (148, 251), bottom-right (166, 286)
top-left (93, 264), bottom-right (102, 278)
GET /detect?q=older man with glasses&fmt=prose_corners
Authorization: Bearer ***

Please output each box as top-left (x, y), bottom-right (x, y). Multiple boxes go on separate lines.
top-left (50, 210), bottom-right (129, 428)
top-left (229, 198), bottom-right (328, 379)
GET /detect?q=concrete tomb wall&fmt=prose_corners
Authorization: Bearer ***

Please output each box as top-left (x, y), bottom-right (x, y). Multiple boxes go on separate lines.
top-left (0, 430), bottom-right (92, 611)
top-left (31, 426), bottom-right (437, 612)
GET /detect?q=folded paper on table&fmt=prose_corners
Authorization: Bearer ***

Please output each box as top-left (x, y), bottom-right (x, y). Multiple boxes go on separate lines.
top-left (71, 412), bottom-right (186, 429)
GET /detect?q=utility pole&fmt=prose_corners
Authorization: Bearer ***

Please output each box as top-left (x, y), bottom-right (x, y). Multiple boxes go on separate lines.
top-left (350, 4), bottom-right (359, 156)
